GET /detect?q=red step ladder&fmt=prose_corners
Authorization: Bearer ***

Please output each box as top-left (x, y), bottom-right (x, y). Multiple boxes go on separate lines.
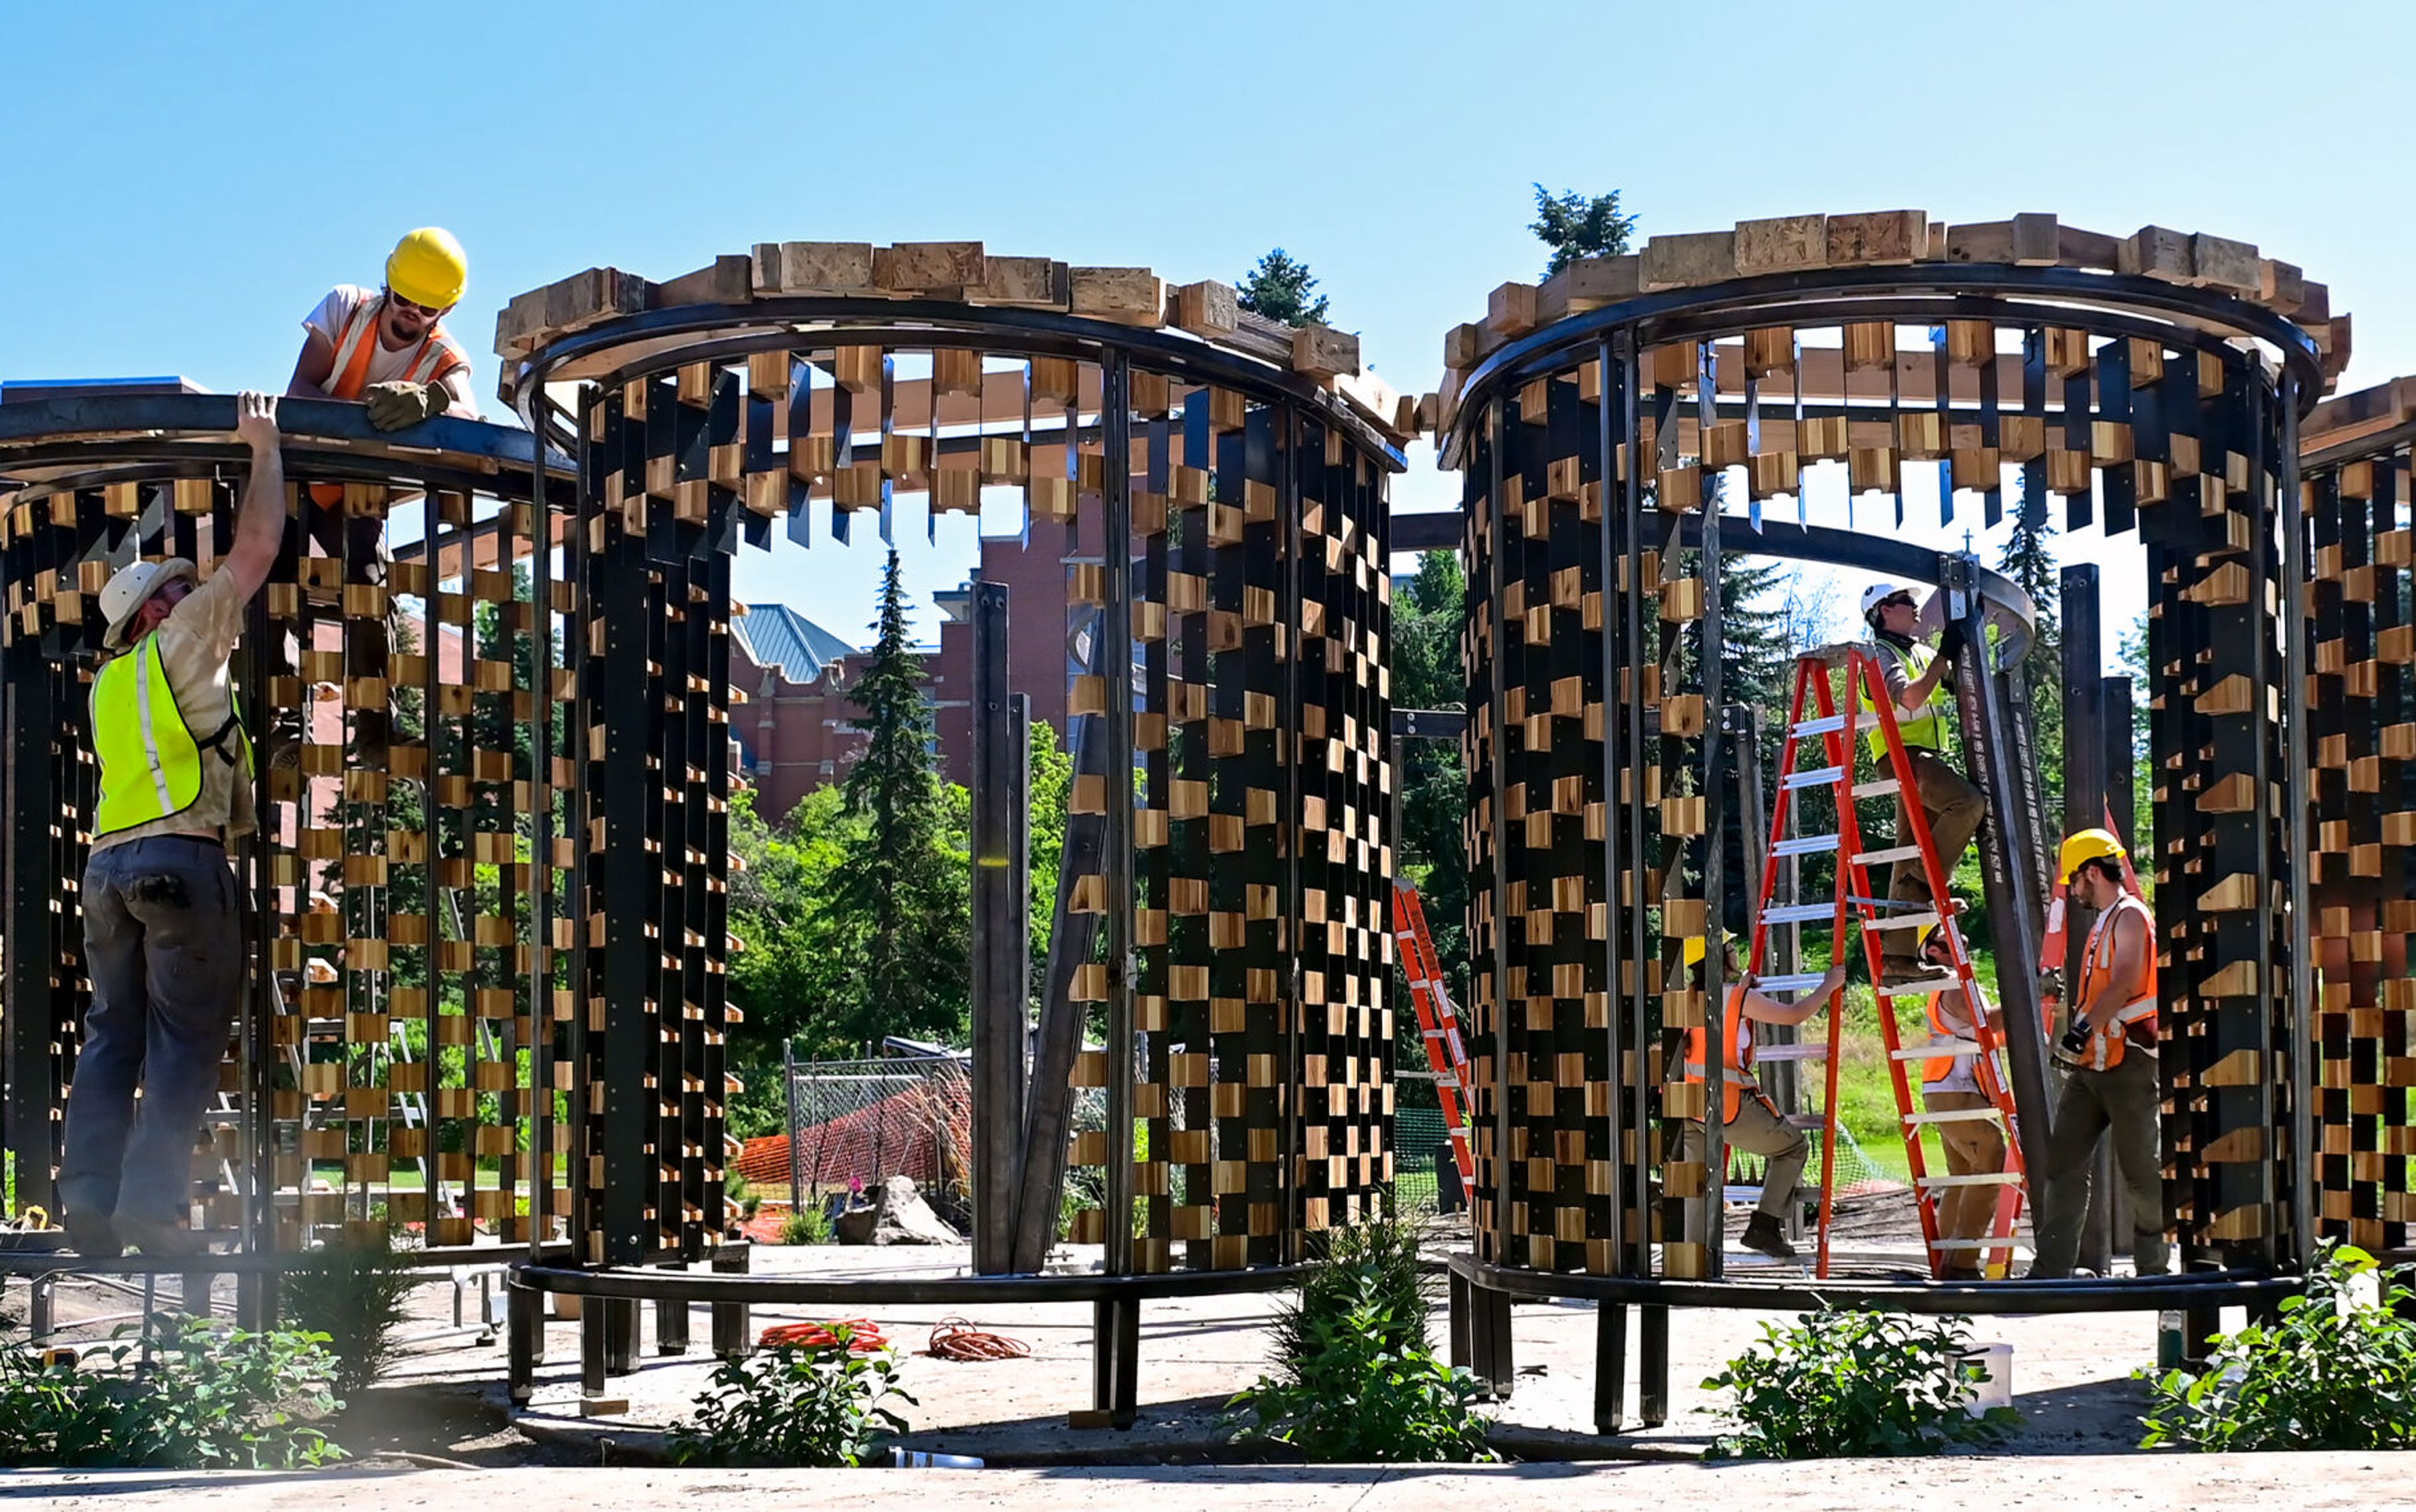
top-left (1389, 880), bottom-right (1477, 1192)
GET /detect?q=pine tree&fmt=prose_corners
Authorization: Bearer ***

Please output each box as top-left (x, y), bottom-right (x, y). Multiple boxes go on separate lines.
top-left (1998, 481), bottom-right (2064, 802)
top-left (828, 551), bottom-right (970, 1048)
top-left (1236, 248), bottom-right (1330, 327)
top-left (1530, 184), bottom-right (1638, 277)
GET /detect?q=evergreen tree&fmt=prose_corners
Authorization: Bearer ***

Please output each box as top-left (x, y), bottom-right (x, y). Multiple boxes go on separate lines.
top-left (1530, 184), bottom-right (1638, 276)
top-left (1998, 482), bottom-right (2064, 804)
top-left (828, 551), bottom-right (970, 1049)
top-left (1237, 248), bottom-right (1330, 327)
top-left (1388, 551), bottom-right (1469, 1091)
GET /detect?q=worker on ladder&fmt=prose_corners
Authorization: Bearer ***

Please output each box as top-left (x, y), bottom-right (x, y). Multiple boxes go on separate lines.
top-left (1677, 937), bottom-right (1848, 1260)
top-left (271, 228), bottom-right (474, 767)
top-left (1857, 582), bottom-right (1985, 987)
top-left (2028, 829), bottom-right (2167, 1279)
top-left (1915, 923), bottom-right (2008, 1279)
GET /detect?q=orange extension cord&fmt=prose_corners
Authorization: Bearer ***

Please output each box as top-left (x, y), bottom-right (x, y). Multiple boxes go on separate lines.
top-left (757, 1318), bottom-right (888, 1352)
top-left (923, 1316), bottom-right (1031, 1362)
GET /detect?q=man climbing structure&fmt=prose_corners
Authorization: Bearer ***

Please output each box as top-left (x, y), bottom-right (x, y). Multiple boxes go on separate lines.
top-left (59, 393), bottom-right (286, 1258)
top-left (1677, 937), bottom-right (1848, 1260)
top-left (274, 227), bottom-right (474, 764)
top-left (1916, 923), bottom-right (2009, 1280)
top-left (1858, 581), bottom-right (1986, 987)
top-left (2028, 827), bottom-right (2168, 1279)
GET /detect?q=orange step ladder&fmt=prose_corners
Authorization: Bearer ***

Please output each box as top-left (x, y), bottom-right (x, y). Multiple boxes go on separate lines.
top-left (1389, 880), bottom-right (1477, 1193)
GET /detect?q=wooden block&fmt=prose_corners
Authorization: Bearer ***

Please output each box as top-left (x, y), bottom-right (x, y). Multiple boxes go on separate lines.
top-left (1826, 210), bottom-right (1928, 264)
top-left (762, 241), bottom-right (875, 295)
top-left (2191, 233), bottom-right (2259, 296)
top-left (1744, 327), bottom-right (1795, 378)
top-left (1639, 231), bottom-right (1737, 290)
top-left (834, 345), bottom-right (882, 394)
top-left (656, 254), bottom-right (751, 308)
top-left (1442, 322), bottom-right (1482, 370)
top-left (1945, 319), bottom-right (1994, 366)
top-left (2013, 212), bottom-right (2059, 264)
top-left (2118, 225), bottom-right (2193, 283)
top-left (1069, 266), bottom-right (1163, 326)
top-left (2046, 327), bottom-right (2091, 378)
top-left (1174, 279), bottom-right (1239, 337)
top-left (875, 240), bottom-right (986, 295)
top-left (1999, 415), bottom-right (2046, 462)
top-left (1848, 446), bottom-right (1897, 491)
top-left (1945, 220), bottom-right (2016, 264)
top-left (2055, 224), bottom-right (2122, 269)
top-left (1539, 255), bottom-right (1640, 316)
top-left (1292, 324), bottom-right (1359, 379)
top-left (1798, 415), bottom-right (1849, 459)
top-left (1488, 282), bottom-right (1540, 337)
top-left (975, 255), bottom-right (1068, 308)
top-left (2258, 259), bottom-right (2305, 313)
top-left (1732, 214), bottom-right (1826, 275)
top-left (1843, 321), bottom-right (1894, 371)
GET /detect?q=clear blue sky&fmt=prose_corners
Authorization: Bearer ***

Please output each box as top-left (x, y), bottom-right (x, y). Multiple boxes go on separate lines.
top-left (5, 0), bottom-right (2409, 662)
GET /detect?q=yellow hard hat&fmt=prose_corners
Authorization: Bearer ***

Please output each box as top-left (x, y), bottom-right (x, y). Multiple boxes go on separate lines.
top-left (1682, 934), bottom-right (1706, 968)
top-left (2059, 827), bottom-right (2125, 882)
top-left (387, 227), bottom-right (468, 310)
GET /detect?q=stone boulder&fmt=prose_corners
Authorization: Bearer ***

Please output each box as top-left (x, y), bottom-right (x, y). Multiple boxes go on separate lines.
top-left (833, 1175), bottom-right (962, 1246)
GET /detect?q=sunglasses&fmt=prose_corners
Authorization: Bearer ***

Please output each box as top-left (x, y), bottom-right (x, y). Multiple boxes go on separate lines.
top-left (386, 289), bottom-right (444, 320)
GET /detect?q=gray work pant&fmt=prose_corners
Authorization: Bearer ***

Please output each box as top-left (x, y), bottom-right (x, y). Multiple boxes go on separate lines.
top-left (1882, 750), bottom-right (1986, 966)
top-left (1681, 1090), bottom-right (1809, 1229)
top-left (58, 836), bottom-right (242, 1226)
top-left (2029, 1051), bottom-right (2168, 1279)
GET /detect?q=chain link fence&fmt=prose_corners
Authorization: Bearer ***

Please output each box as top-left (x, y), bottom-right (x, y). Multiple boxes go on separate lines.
top-left (731, 1055), bottom-right (974, 1224)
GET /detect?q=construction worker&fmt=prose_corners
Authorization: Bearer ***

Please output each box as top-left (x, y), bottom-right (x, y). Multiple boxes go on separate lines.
top-left (59, 393), bottom-right (286, 1258)
top-left (2028, 829), bottom-right (2167, 1279)
top-left (1859, 582), bottom-right (1984, 987)
top-left (1677, 938), bottom-right (1848, 1260)
top-left (1916, 924), bottom-right (2008, 1280)
top-left (273, 228), bottom-right (472, 765)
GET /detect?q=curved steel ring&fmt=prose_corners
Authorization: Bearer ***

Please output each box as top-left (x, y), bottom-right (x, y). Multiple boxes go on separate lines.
top-left (510, 1260), bottom-right (1310, 1307)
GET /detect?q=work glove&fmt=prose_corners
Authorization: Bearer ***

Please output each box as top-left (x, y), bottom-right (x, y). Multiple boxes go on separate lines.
top-left (2059, 1017), bottom-right (2092, 1059)
top-left (1935, 620), bottom-right (1969, 669)
top-left (363, 381), bottom-right (447, 432)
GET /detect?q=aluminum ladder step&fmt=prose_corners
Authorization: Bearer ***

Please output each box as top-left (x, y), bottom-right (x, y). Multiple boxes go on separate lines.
top-left (1782, 764), bottom-right (1845, 790)
top-left (1915, 1172), bottom-right (2026, 1190)
top-left (1753, 1041), bottom-right (1832, 1063)
top-left (1891, 1036), bottom-right (1981, 1061)
top-left (1851, 778), bottom-right (1901, 800)
top-left (1760, 902), bottom-right (1838, 926)
top-left (1878, 972), bottom-right (1965, 997)
top-left (1863, 910), bottom-right (1942, 932)
top-left (1751, 973), bottom-right (1837, 997)
top-left (1902, 1106), bottom-right (2005, 1126)
top-left (1790, 712), bottom-right (1877, 739)
top-left (1774, 834), bottom-right (1840, 857)
top-left (1853, 844), bottom-right (1922, 867)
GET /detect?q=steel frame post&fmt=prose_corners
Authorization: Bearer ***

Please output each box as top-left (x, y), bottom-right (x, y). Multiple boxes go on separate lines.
top-left (2279, 373), bottom-right (2313, 1268)
top-left (969, 581), bottom-right (1027, 1275)
top-left (3, 636), bottom-right (59, 1219)
top-left (1094, 349), bottom-right (1138, 1425)
top-left (2061, 565), bottom-right (2113, 1275)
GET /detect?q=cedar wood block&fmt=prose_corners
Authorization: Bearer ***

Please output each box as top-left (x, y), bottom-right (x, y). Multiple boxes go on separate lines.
top-left (2259, 259), bottom-right (2305, 313)
top-left (2056, 225), bottom-right (2122, 269)
top-left (657, 255), bottom-right (752, 308)
top-left (1175, 280), bottom-right (1240, 335)
top-left (1538, 255), bottom-right (1641, 321)
top-left (1733, 215), bottom-right (1827, 274)
top-left (542, 268), bottom-right (651, 336)
top-left (1825, 210), bottom-right (1928, 264)
top-left (1292, 324), bottom-right (1360, 379)
top-left (2191, 233), bottom-right (2260, 296)
top-left (1639, 230), bottom-right (1737, 290)
top-left (2119, 225), bottom-right (2193, 282)
top-left (1945, 220), bottom-right (2017, 264)
top-left (2011, 213), bottom-right (2060, 264)
top-left (2298, 281), bottom-right (2332, 324)
top-left (1489, 281), bottom-right (1540, 337)
top-left (763, 242), bottom-right (876, 294)
top-left (1443, 322), bottom-right (1481, 369)
top-left (1069, 266), bottom-right (1163, 325)
top-left (976, 257), bottom-right (1066, 307)
top-left (876, 241), bottom-right (988, 293)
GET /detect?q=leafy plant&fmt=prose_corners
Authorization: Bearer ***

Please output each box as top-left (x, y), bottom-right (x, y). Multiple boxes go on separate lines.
top-left (1274, 1201), bottom-right (1429, 1372)
top-left (669, 1332), bottom-right (912, 1467)
top-left (780, 1206), bottom-right (830, 1245)
top-left (281, 1233), bottom-right (418, 1394)
top-left (2142, 1243), bottom-right (2416, 1451)
top-left (0, 1318), bottom-right (345, 1469)
top-left (726, 1175), bottom-right (762, 1221)
top-left (1701, 1307), bottom-right (2016, 1459)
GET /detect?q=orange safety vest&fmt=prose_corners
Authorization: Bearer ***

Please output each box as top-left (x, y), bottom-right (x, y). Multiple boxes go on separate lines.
top-left (1682, 985), bottom-right (1755, 1124)
top-left (2072, 892), bottom-right (2158, 1071)
top-left (1921, 990), bottom-right (1974, 1087)
top-left (322, 293), bottom-right (469, 400)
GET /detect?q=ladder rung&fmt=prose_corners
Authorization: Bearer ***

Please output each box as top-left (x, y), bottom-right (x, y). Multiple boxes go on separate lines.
top-left (1751, 972), bottom-right (1833, 995)
top-left (1903, 1107), bottom-right (2004, 1126)
top-left (1851, 778), bottom-right (1901, 800)
top-left (1790, 712), bottom-right (1876, 739)
top-left (1929, 1238), bottom-right (2027, 1251)
top-left (1891, 1037), bottom-right (1981, 1061)
top-left (1759, 902), bottom-right (1836, 925)
top-left (1782, 765), bottom-right (1845, 790)
top-left (1774, 834), bottom-right (1840, 857)
top-left (1852, 844), bottom-right (1922, 866)
top-left (1880, 973), bottom-right (1965, 997)
top-left (1863, 911), bottom-right (1942, 932)
top-left (1916, 1173), bottom-right (2026, 1190)
top-left (1753, 1042), bottom-right (1831, 1063)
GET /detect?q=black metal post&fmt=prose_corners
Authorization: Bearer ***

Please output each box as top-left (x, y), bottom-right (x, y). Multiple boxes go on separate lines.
top-left (969, 581), bottom-right (1028, 1275)
top-left (709, 1244), bottom-right (752, 1358)
top-left (1594, 1300), bottom-right (1628, 1433)
top-left (656, 1258), bottom-right (690, 1355)
top-left (2062, 566), bottom-right (2113, 1275)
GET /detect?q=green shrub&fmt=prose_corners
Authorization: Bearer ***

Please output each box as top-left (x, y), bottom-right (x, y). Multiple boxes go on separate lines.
top-left (1702, 1307), bottom-right (2016, 1459)
top-left (669, 1331), bottom-right (912, 1467)
top-left (780, 1206), bottom-right (830, 1245)
top-left (1228, 1199), bottom-right (1495, 1463)
top-left (0, 1318), bottom-right (345, 1469)
top-left (726, 1175), bottom-right (762, 1221)
top-left (2142, 1243), bottom-right (2416, 1451)
top-left (281, 1235), bottom-right (418, 1395)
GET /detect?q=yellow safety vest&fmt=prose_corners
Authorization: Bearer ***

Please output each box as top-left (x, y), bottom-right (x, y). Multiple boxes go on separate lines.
top-left (1860, 639), bottom-right (1952, 760)
top-left (91, 635), bottom-right (249, 838)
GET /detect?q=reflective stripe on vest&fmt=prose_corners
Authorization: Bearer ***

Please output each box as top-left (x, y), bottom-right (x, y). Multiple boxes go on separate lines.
top-left (1921, 990), bottom-right (1975, 1087)
top-left (92, 636), bottom-right (205, 837)
top-left (2074, 893), bottom-right (2159, 1070)
top-left (322, 293), bottom-right (469, 400)
top-left (1682, 985), bottom-right (1753, 1124)
top-left (1860, 638), bottom-right (1952, 760)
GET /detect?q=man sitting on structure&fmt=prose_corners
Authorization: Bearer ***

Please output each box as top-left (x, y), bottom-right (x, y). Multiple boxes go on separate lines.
top-left (60, 393), bottom-right (288, 1258)
top-left (1915, 923), bottom-right (2010, 1280)
top-left (1677, 936), bottom-right (1848, 1260)
top-left (1858, 581), bottom-right (1985, 987)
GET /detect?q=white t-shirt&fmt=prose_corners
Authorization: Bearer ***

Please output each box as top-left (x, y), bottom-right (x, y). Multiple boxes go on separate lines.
top-left (304, 286), bottom-right (476, 408)
top-left (1923, 986), bottom-right (1983, 1095)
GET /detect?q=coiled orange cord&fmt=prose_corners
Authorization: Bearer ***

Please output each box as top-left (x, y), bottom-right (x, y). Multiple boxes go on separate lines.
top-left (756, 1318), bottom-right (887, 1352)
top-left (924, 1316), bottom-right (1031, 1362)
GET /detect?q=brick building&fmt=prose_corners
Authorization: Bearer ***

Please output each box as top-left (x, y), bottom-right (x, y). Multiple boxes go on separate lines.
top-left (729, 603), bottom-right (873, 820)
top-left (927, 519), bottom-right (1076, 778)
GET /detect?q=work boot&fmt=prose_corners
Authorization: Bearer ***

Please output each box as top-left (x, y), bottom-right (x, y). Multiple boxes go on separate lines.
top-left (115, 1215), bottom-right (204, 1258)
top-left (63, 1210), bottom-right (121, 1258)
top-left (1877, 958), bottom-right (1932, 991)
top-left (1739, 1212), bottom-right (1798, 1260)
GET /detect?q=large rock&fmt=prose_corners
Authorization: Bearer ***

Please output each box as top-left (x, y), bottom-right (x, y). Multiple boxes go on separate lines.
top-left (833, 1175), bottom-right (961, 1246)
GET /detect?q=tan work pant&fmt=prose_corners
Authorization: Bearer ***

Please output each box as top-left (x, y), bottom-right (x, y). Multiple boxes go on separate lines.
top-left (1882, 750), bottom-right (1986, 968)
top-left (1680, 1090), bottom-right (1808, 1233)
top-left (1923, 1088), bottom-right (2007, 1275)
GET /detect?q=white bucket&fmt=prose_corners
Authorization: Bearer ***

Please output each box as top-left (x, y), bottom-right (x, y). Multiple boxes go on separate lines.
top-left (1962, 1343), bottom-right (2013, 1415)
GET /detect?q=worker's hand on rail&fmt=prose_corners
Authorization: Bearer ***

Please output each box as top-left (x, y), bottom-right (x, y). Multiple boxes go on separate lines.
top-left (1935, 620), bottom-right (1968, 668)
top-left (234, 390), bottom-right (281, 452)
top-left (363, 381), bottom-right (447, 432)
top-left (1816, 961), bottom-right (1849, 1003)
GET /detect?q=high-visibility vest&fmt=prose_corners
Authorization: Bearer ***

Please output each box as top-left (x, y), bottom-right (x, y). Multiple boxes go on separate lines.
top-left (2072, 892), bottom-right (2158, 1071)
top-left (91, 634), bottom-right (249, 837)
top-left (321, 293), bottom-right (469, 401)
top-left (1859, 638), bottom-right (1952, 760)
top-left (1922, 990), bottom-right (1976, 1087)
top-left (1682, 985), bottom-right (1754, 1124)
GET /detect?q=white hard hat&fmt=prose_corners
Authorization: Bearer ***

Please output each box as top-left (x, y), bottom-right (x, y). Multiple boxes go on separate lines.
top-left (1860, 581), bottom-right (1915, 619)
top-left (99, 557), bottom-right (196, 650)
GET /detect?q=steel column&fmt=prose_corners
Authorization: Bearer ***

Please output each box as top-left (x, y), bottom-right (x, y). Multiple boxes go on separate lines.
top-left (968, 581), bottom-right (1028, 1274)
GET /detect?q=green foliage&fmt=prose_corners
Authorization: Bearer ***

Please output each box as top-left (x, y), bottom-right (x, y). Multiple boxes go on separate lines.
top-left (1230, 1199), bottom-right (1496, 1463)
top-left (1530, 183), bottom-right (1636, 276)
top-left (279, 1234), bottom-right (417, 1395)
top-left (780, 1205), bottom-right (832, 1245)
top-left (1024, 717), bottom-right (1073, 1005)
top-left (1701, 1307), bottom-right (2016, 1459)
top-left (1393, 552), bottom-right (1470, 1044)
top-left (669, 1335), bottom-right (912, 1467)
top-left (2141, 1245), bottom-right (2416, 1451)
top-left (0, 1318), bottom-right (346, 1469)
top-left (1237, 248), bottom-right (1330, 327)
